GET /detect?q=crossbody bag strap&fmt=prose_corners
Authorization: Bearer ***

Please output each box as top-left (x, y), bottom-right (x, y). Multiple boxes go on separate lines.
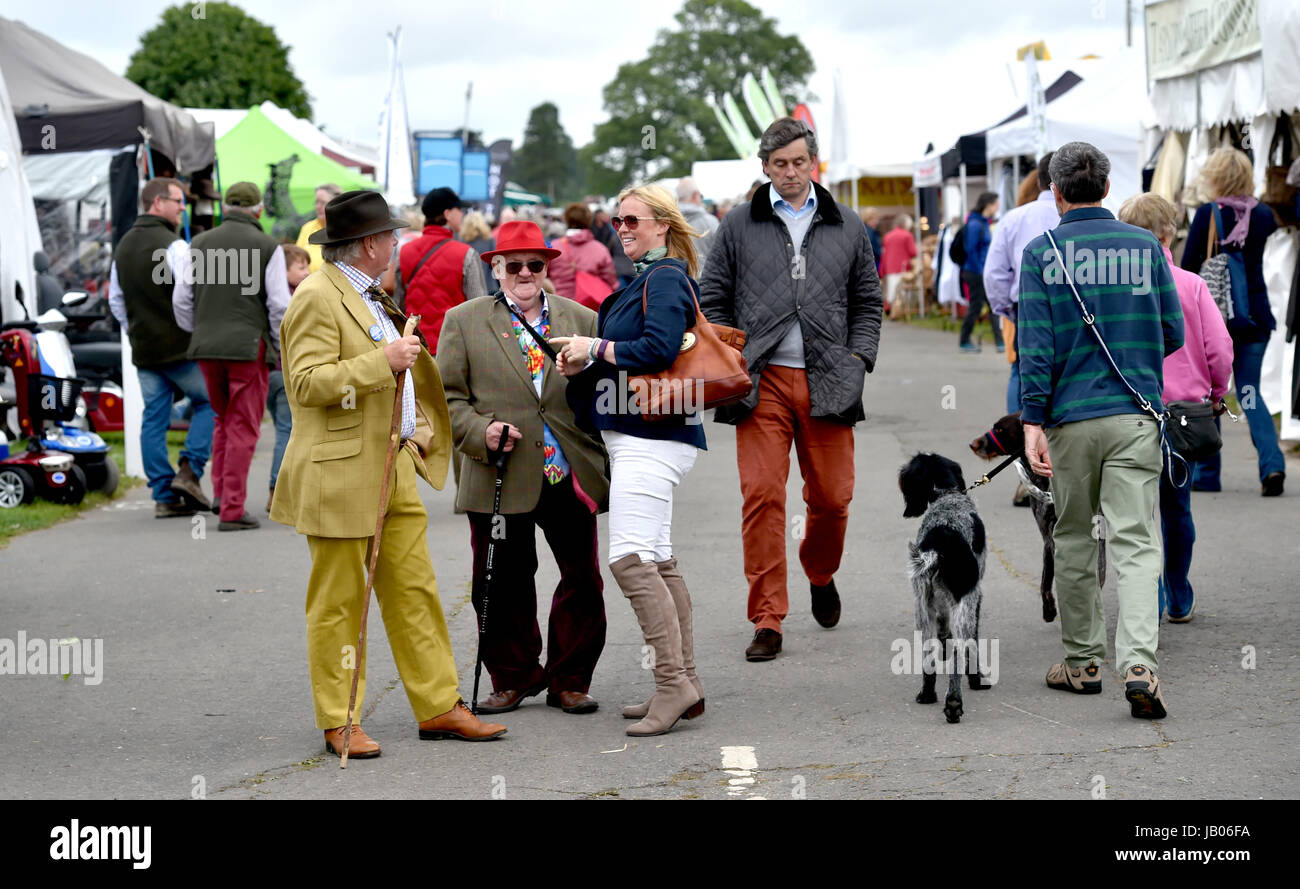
top-left (401, 236), bottom-right (451, 290)
top-left (496, 293), bottom-right (559, 362)
top-left (1042, 229), bottom-right (1188, 487)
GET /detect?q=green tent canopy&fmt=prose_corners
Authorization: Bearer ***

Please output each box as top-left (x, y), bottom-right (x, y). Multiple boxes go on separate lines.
top-left (214, 106), bottom-right (378, 234)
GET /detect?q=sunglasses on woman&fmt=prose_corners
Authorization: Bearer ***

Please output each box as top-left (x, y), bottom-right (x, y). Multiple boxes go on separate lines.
top-left (505, 259), bottom-right (547, 275)
top-left (611, 215), bottom-right (663, 230)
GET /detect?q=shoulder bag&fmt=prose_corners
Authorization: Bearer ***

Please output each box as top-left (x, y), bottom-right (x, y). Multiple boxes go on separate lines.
top-left (628, 265), bottom-right (751, 420)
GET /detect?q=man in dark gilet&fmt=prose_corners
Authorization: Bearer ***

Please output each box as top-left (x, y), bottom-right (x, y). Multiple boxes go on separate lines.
top-left (108, 177), bottom-right (214, 518)
top-left (173, 182), bottom-right (290, 531)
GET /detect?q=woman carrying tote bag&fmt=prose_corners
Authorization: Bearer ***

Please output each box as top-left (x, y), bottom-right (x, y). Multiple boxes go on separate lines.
top-left (552, 184), bottom-right (711, 737)
top-left (1119, 194), bottom-right (1233, 623)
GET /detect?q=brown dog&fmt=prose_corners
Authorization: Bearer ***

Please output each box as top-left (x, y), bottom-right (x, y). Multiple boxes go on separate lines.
top-left (969, 412), bottom-right (1107, 623)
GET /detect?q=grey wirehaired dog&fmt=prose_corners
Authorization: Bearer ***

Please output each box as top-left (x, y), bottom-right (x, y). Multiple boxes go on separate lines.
top-left (899, 453), bottom-right (991, 724)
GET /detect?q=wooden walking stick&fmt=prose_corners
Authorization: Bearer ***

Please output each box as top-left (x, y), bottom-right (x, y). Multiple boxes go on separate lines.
top-left (341, 314), bottom-right (420, 767)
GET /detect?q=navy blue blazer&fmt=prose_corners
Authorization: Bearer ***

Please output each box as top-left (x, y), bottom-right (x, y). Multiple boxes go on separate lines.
top-left (568, 257), bottom-right (708, 449)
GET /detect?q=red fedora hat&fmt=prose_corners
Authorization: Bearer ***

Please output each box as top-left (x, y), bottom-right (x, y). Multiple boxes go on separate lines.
top-left (480, 220), bottom-right (562, 263)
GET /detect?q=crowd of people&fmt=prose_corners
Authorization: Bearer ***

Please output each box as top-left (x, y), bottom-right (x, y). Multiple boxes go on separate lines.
top-left (103, 114), bottom-right (1290, 754)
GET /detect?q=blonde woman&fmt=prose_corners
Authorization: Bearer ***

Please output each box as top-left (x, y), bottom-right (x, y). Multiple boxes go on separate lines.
top-left (1179, 147), bottom-right (1284, 496)
top-left (459, 210), bottom-right (496, 293)
top-left (552, 184), bottom-right (705, 737)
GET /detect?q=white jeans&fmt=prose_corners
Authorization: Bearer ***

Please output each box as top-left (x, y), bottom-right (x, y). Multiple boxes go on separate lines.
top-left (604, 430), bottom-right (698, 564)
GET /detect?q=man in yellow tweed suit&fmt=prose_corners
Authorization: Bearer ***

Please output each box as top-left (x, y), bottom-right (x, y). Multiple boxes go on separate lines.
top-left (271, 190), bottom-right (506, 758)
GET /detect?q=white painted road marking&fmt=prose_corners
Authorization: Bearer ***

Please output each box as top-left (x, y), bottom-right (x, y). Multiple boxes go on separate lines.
top-left (721, 745), bottom-right (766, 799)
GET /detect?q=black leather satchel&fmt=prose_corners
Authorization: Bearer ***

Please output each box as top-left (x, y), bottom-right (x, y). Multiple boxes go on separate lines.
top-left (1164, 400), bottom-right (1222, 461)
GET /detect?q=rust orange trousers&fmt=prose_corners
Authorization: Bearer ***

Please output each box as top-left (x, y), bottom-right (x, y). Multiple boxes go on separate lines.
top-left (736, 365), bottom-right (855, 633)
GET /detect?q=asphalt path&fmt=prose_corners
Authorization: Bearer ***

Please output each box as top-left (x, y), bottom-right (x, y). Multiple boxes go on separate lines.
top-left (2, 321), bottom-right (1296, 800)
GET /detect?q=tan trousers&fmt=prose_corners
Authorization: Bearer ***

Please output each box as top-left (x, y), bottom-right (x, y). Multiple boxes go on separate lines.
top-left (305, 448), bottom-right (461, 729)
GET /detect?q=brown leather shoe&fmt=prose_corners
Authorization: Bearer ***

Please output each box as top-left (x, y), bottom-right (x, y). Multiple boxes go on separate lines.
top-left (745, 628), bottom-right (782, 661)
top-left (323, 725), bottom-right (381, 758)
top-left (546, 691), bottom-right (599, 714)
top-left (170, 456), bottom-right (212, 511)
top-left (476, 678), bottom-right (547, 714)
top-left (418, 700), bottom-right (507, 741)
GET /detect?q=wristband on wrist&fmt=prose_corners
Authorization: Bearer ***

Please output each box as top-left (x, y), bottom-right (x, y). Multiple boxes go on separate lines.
top-left (598, 339), bottom-right (612, 361)
top-left (587, 338), bottom-right (600, 361)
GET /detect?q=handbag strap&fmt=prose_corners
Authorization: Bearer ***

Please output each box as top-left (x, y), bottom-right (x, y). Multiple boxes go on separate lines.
top-left (1206, 203), bottom-right (1220, 260)
top-left (640, 264), bottom-right (702, 317)
top-left (1042, 229), bottom-right (1189, 487)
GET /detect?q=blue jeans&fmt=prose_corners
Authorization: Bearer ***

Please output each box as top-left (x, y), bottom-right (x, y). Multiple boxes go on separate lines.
top-left (1192, 338), bottom-right (1286, 488)
top-left (1157, 468), bottom-right (1196, 620)
top-left (137, 361), bottom-right (214, 503)
top-left (266, 370), bottom-right (293, 489)
top-left (1007, 360), bottom-right (1021, 415)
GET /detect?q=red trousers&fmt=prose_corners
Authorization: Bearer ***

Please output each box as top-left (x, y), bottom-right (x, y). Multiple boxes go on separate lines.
top-left (199, 346), bottom-right (269, 522)
top-left (737, 365), bottom-right (855, 633)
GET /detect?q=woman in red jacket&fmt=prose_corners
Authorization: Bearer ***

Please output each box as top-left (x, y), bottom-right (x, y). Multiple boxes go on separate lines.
top-left (549, 203), bottom-right (617, 308)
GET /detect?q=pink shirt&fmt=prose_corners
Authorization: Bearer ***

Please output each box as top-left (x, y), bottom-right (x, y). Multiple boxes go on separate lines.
top-left (1161, 245), bottom-right (1234, 404)
top-left (879, 227), bottom-right (917, 276)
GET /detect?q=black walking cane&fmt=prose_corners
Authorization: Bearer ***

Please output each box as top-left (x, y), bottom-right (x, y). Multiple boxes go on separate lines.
top-left (470, 424), bottom-right (512, 716)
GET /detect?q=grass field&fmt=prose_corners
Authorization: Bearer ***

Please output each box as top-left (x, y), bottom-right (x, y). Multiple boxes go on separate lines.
top-left (0, 429), bottom-right (186, 550)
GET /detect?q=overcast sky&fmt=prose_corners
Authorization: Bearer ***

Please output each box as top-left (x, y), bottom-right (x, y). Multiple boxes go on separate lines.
top-left (3, 0), bottom-right (1147, 166)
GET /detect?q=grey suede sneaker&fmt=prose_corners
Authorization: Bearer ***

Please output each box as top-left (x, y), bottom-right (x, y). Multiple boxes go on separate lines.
top-left (1045, 661), bottom-right (1103, 694)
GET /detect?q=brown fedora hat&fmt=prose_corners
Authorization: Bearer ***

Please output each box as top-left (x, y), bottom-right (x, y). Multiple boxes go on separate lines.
top-left (308, 190), bottom-right (409, 245)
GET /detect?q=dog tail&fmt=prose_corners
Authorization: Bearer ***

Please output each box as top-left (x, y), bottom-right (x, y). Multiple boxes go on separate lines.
top-left (916, 526), bottom-right (981, 600)
top-left (908, 541), bottom-right (941, 584)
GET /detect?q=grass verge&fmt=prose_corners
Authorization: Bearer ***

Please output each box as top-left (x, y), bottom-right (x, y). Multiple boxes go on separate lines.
top-left (0, 430), bottom-right (186, 550)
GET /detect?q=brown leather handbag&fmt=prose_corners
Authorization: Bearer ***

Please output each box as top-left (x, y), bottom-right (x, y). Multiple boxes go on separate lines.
top-left (628, 266), bottom-right (751, 420)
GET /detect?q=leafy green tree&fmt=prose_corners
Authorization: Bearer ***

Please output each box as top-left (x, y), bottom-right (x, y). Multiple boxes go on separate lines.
top-left (126, 2), bottom-right (311, 119)
top-left (512, 102), bottom-right (579, 203)
top-left (581, 0), bottom-right (814, 195)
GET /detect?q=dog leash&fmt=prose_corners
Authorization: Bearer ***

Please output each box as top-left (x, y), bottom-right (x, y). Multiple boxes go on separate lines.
top-left (967, 452), bottom-right (1022, 492)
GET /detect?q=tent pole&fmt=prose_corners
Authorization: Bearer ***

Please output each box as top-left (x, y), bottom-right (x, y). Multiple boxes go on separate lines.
top-left (214, 157), bottom-right (223, 227)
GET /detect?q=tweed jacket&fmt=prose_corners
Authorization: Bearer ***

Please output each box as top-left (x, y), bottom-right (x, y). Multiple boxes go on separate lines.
top-left (437, 291), bottom-right (609, 515)
top-left (269, 263), bottom-right (453, 538)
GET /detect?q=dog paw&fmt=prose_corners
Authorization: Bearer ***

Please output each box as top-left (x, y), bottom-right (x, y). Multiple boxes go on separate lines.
top-left (944, 694), bottom-right (963, 723)
top-left (916, 688), bottom-right (938, 704)
top-left (1042, 600), bottom-right (1057, 622)
top-left (968, 674), bottom-right (991, 690)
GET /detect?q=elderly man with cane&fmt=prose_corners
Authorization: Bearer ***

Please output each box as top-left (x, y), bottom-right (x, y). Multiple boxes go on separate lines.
top-left (437, 220), bottom-right (610, 716)
top-left (271, 190), bottom-right (507, 759)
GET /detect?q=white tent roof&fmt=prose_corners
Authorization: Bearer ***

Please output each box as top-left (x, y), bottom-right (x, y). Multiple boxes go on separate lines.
top-left (986, 49), bottom-right (1145, 211)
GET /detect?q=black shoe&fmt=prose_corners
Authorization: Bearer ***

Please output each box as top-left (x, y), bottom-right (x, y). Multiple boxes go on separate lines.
top-left (170, 456), bottom-right (211, 511)
top-left (1262, 472), bottom-right (1285, 497)
top-left (810, 579), bottom-right (841, 628)
top-left (218, 512), bottom-right (260, 531)
top-left (155, 500), bottom-right (197, 518)
top-left (745, 628), bottom-right (782, 661)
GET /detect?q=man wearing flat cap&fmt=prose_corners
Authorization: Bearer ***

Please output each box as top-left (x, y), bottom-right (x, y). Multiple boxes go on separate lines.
top-left (271, 189), bottom-right (507, 758)
top-left (437, 220), bottom-right (610, 715)
top-left (174, 181), bottom-right (289, 530)
top-left (393, 187), bottom-right (489, 349)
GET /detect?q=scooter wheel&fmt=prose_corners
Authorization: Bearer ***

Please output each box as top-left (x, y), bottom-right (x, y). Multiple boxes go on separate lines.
top-left (84, 455), bottom-right (120, 496)
top-left (51, 464), bottom-right (87, 505)
top-left (0, 466), bottom-right (37, 508)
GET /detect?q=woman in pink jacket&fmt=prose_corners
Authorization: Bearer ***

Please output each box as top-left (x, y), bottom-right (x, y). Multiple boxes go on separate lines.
top-left (1120, 194), bottom-right (1233, 624)
top-left (549, 203), bottom-right (617, 308)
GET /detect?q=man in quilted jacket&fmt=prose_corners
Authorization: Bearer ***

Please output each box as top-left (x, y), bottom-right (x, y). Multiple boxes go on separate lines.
top-left (700, 117), bottom-right (884, 662)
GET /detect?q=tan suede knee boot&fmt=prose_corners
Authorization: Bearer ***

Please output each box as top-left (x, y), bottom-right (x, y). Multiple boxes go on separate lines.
top-left (622, 557), bottom-right (705, 720)
top-left (610, 553), bottom-right (700, 736)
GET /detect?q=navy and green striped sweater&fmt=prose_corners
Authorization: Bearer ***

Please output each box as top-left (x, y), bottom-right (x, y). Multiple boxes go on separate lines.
top-left (1017, 207), bottom-right (1184, 427)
